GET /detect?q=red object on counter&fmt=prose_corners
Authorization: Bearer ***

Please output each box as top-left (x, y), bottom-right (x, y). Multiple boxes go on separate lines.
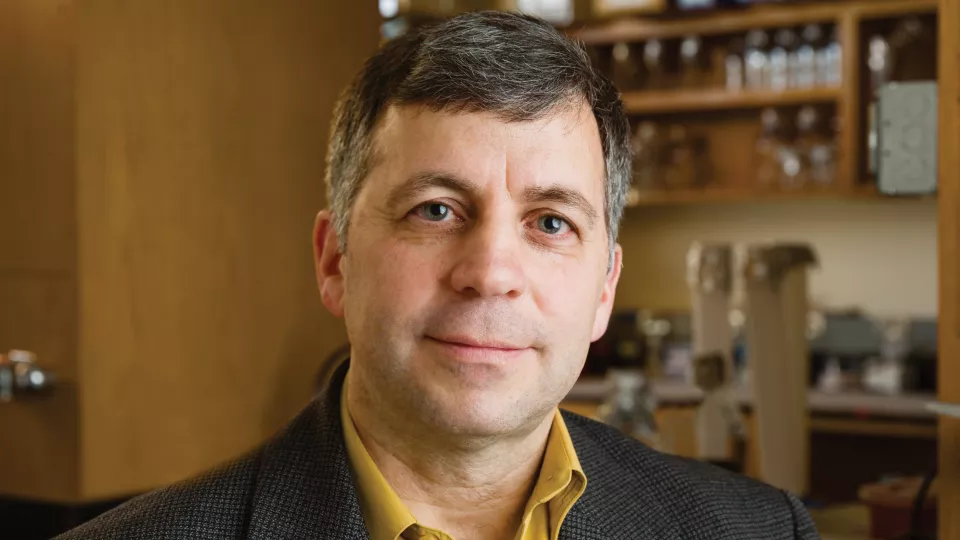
top-left (858, 477), bottom-right (937, 539)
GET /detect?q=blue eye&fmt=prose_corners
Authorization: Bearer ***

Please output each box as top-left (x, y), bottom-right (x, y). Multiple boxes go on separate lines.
top-left (418, 203), bottom-right (451, 221)
top-left (538, 215), bottom-right (570, 235)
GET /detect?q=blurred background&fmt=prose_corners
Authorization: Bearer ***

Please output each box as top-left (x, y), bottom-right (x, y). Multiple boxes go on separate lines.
top-left (1, 1), bottom-right (957, 539)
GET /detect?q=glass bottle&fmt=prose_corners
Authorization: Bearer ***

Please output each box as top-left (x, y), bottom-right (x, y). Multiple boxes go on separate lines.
top-left (380, 17), bottom-right (410, 42)
top-left (379, 0), bottom-right (399, 18)
top-left (611, 42), bottom-right (641, 91)
top-left (680, 35), bottom-right (705, 89)
top-left (643, 39), bottom-right (666, 90)
top-left (769, 28), bottom-right (797, 91)
top-left (816, 26), bottom-right (842, 87)
top-left (516, 0), bottom-right (575, 26)
top-left (795, 106), bottom-right (836, 187)
top-left (778, 116), bottom-right (804, 190)
top-left (755, 108), bottom-right (782, 189)
top-left (868, 35), bottom-right (893, 92)
top-left (663, 125), bottom-right (697, 189)
top-left (597, 368), bottom-right (661, 449)
top-left (724, 38), bottom-right (745, 92)
top-left (867, 35), bottom-right (892, 176)
top-left (632, 121), bottom-right (662, 191)
top-left (795, 25), bottom-right (821, 89)
top-left (785, 29), bottom-right (803, 89)
top-left (744, 30), bottom-right (769, 89)
top-left (862, 318), bottom-right (911, 395)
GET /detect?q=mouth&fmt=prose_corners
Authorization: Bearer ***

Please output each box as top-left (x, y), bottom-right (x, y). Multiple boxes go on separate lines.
top-left (425, 336), bottom-right (532, 364)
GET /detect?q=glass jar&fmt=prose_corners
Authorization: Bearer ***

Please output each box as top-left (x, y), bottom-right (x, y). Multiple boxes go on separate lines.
top-left (611, 41), bottom-right (642, 91)
top-left (795, 106), bottom-right (836, 187)
top-left (744, 29), bottom-right (770, 89)
top-left (795, 25), bottom-right (821, 88)
top-left (643, 39), bottom-right (667, 90)
top-left (663, 125), bottom-right (697, 189)
top-left (632, 121), bottom-right (662, 191)
top-left (816, 26), bottom-right (842, 87)
top-left (680, 35), bottom-right (705, 89)
top-left (770, 28), bottom-right (798, 91)
top-left (723, 38), bottom-right (745, 92)
top-left (755, 108), bottom-right (783, 189)
top-left (597, 369), bottom-right (661, 449)
top-left (714, 39), bottom-right (744, 92)
top-left (867, 35), bottom-right (892, 176)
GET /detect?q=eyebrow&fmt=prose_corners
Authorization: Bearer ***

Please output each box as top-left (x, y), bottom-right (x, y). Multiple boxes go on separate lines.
top-left (386, 170), bottom-right (599, 230)
top-left (385, 171), bottom-right (480, 212)
top-left (523, 185), bottom-right (598, 230)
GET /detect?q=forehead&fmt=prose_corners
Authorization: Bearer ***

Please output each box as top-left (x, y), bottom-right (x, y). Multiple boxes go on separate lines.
top-left (367, 103), bottom-right (606, 203)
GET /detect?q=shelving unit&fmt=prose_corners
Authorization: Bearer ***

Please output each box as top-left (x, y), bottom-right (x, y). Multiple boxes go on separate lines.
top-left (628, 185), bottom-right (882, 207)
top-left (622, 86), bottom-right (841, 114)
top-left (628, 184), bottom-right (945, 207)
top-left (571, 0), bottom-right (939, 207)
top-left (573, 0), bottom-right (938, 44)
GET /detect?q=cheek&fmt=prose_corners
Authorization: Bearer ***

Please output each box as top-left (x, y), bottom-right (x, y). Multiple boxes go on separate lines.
top-left (532, 262), bottom-right (602, 347)
top-left (347, 235), bottom-right (441, 324)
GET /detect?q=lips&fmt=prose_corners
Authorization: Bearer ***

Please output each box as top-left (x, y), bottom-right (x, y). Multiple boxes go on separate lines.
top-left (427, 335), bottom-right (528, 351)
top-left (424, 335), bottom-right (533, 365)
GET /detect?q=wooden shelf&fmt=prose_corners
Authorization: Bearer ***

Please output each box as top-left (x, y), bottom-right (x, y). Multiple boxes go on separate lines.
top-left (627, 185), bottom-right (888, 207)
top-left (622, 86), bottom-right (841, 114)
top-left (573, 0), bottom-right (937, 45)
top-left (851, 0), bottom-right (939, 21)
top-left (810, 417), bottom-right (938, 439)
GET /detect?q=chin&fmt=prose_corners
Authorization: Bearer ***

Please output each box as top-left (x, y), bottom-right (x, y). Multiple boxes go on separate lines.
top-left (423, 386), bottom-right (550, 437)
top-left (432, 410), bottom-right (523, 438)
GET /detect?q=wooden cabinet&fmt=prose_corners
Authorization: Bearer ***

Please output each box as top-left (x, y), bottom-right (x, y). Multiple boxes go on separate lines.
top-left (0, 1), bottom-right (378, 503)
top-left (572, 0), bottom-right (939, 206)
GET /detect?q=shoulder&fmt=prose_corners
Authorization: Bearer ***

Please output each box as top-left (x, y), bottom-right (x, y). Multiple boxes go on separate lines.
top-left (561, 411), bottom-right (818, 539)
top-left (54, 450), bottom-right (263, 540)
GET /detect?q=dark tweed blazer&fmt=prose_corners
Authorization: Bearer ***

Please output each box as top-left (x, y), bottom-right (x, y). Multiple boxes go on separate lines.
top-left (58, 365), bottom-right (820, 540)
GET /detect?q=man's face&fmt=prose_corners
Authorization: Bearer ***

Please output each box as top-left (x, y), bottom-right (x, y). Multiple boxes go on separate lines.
top-left (316, 103), bottom-right (621, 437)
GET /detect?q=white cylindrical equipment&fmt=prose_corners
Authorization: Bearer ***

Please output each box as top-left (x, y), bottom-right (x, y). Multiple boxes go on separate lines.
top-left (741, 243), bottom-right (817, 496)
top-left (686, 243), bottom-right (738, 461)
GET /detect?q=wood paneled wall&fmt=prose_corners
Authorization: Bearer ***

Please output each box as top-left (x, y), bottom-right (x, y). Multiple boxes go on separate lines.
top-left (1, 0), bottom-right (378, 502)
top-left (74, 0), bottom-right (378, 500)
top-left (0, 0), bottom-right (80, 502)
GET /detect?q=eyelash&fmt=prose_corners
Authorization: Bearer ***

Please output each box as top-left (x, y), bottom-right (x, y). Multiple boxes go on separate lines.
top-left (411, 201), bottom-right (462, 224)
top-left (409, 201), bottom-right (579, 238)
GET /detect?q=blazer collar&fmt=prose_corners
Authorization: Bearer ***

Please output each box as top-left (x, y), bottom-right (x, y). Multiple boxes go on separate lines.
top-left (245, 362), bottom-right (674, 540)
top-left (559, 411), bottom-right (683, 540)
top-left (246, 362), bottom-right (370, 539)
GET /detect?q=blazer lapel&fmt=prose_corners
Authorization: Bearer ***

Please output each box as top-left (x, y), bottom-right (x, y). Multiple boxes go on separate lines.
top-left (246, 364), bottom-right (370, 540)
top-left (243, 370), bottom-right (681, 540)
top-left (559, 411), bottom-right (682, 540)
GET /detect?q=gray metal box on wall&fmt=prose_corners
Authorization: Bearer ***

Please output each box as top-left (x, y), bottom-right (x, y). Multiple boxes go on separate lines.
top-left (878, 81), bottom-right (938, 195)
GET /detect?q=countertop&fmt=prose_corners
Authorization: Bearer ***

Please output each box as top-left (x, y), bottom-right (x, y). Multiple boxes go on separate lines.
top-left (567, 377), bottom-right (938, 419)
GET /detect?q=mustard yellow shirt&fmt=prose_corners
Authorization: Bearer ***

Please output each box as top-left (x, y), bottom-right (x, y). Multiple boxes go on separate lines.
top-left (340, 376), bottom-right (586, 540)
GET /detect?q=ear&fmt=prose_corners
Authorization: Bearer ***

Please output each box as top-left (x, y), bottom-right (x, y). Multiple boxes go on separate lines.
top-left (590, 244), bottom-right (623, 342)
top-left (313, 210), bottom-right (346, 318)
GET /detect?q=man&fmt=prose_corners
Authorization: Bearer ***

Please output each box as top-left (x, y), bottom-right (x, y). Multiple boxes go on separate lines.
top-left (60, 11), bottom-right (819, 540)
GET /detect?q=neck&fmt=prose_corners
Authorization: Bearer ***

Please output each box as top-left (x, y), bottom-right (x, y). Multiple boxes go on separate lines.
top-left (346, 373), bottom-right (554, 540)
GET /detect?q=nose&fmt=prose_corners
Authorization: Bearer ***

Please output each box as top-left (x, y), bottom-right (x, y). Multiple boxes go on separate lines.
top-left (449, 218), bottom-right (528, 299)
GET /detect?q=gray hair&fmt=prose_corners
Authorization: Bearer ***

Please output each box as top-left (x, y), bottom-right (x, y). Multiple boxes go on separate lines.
top-left (325, 10), bottom-right (632, 267)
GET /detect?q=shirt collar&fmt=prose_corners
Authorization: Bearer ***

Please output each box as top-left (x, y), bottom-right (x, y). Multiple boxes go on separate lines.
top-left (340, 371), bottom-right (586, 540)
top-left (340, 375), bottom-right (417, 540)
